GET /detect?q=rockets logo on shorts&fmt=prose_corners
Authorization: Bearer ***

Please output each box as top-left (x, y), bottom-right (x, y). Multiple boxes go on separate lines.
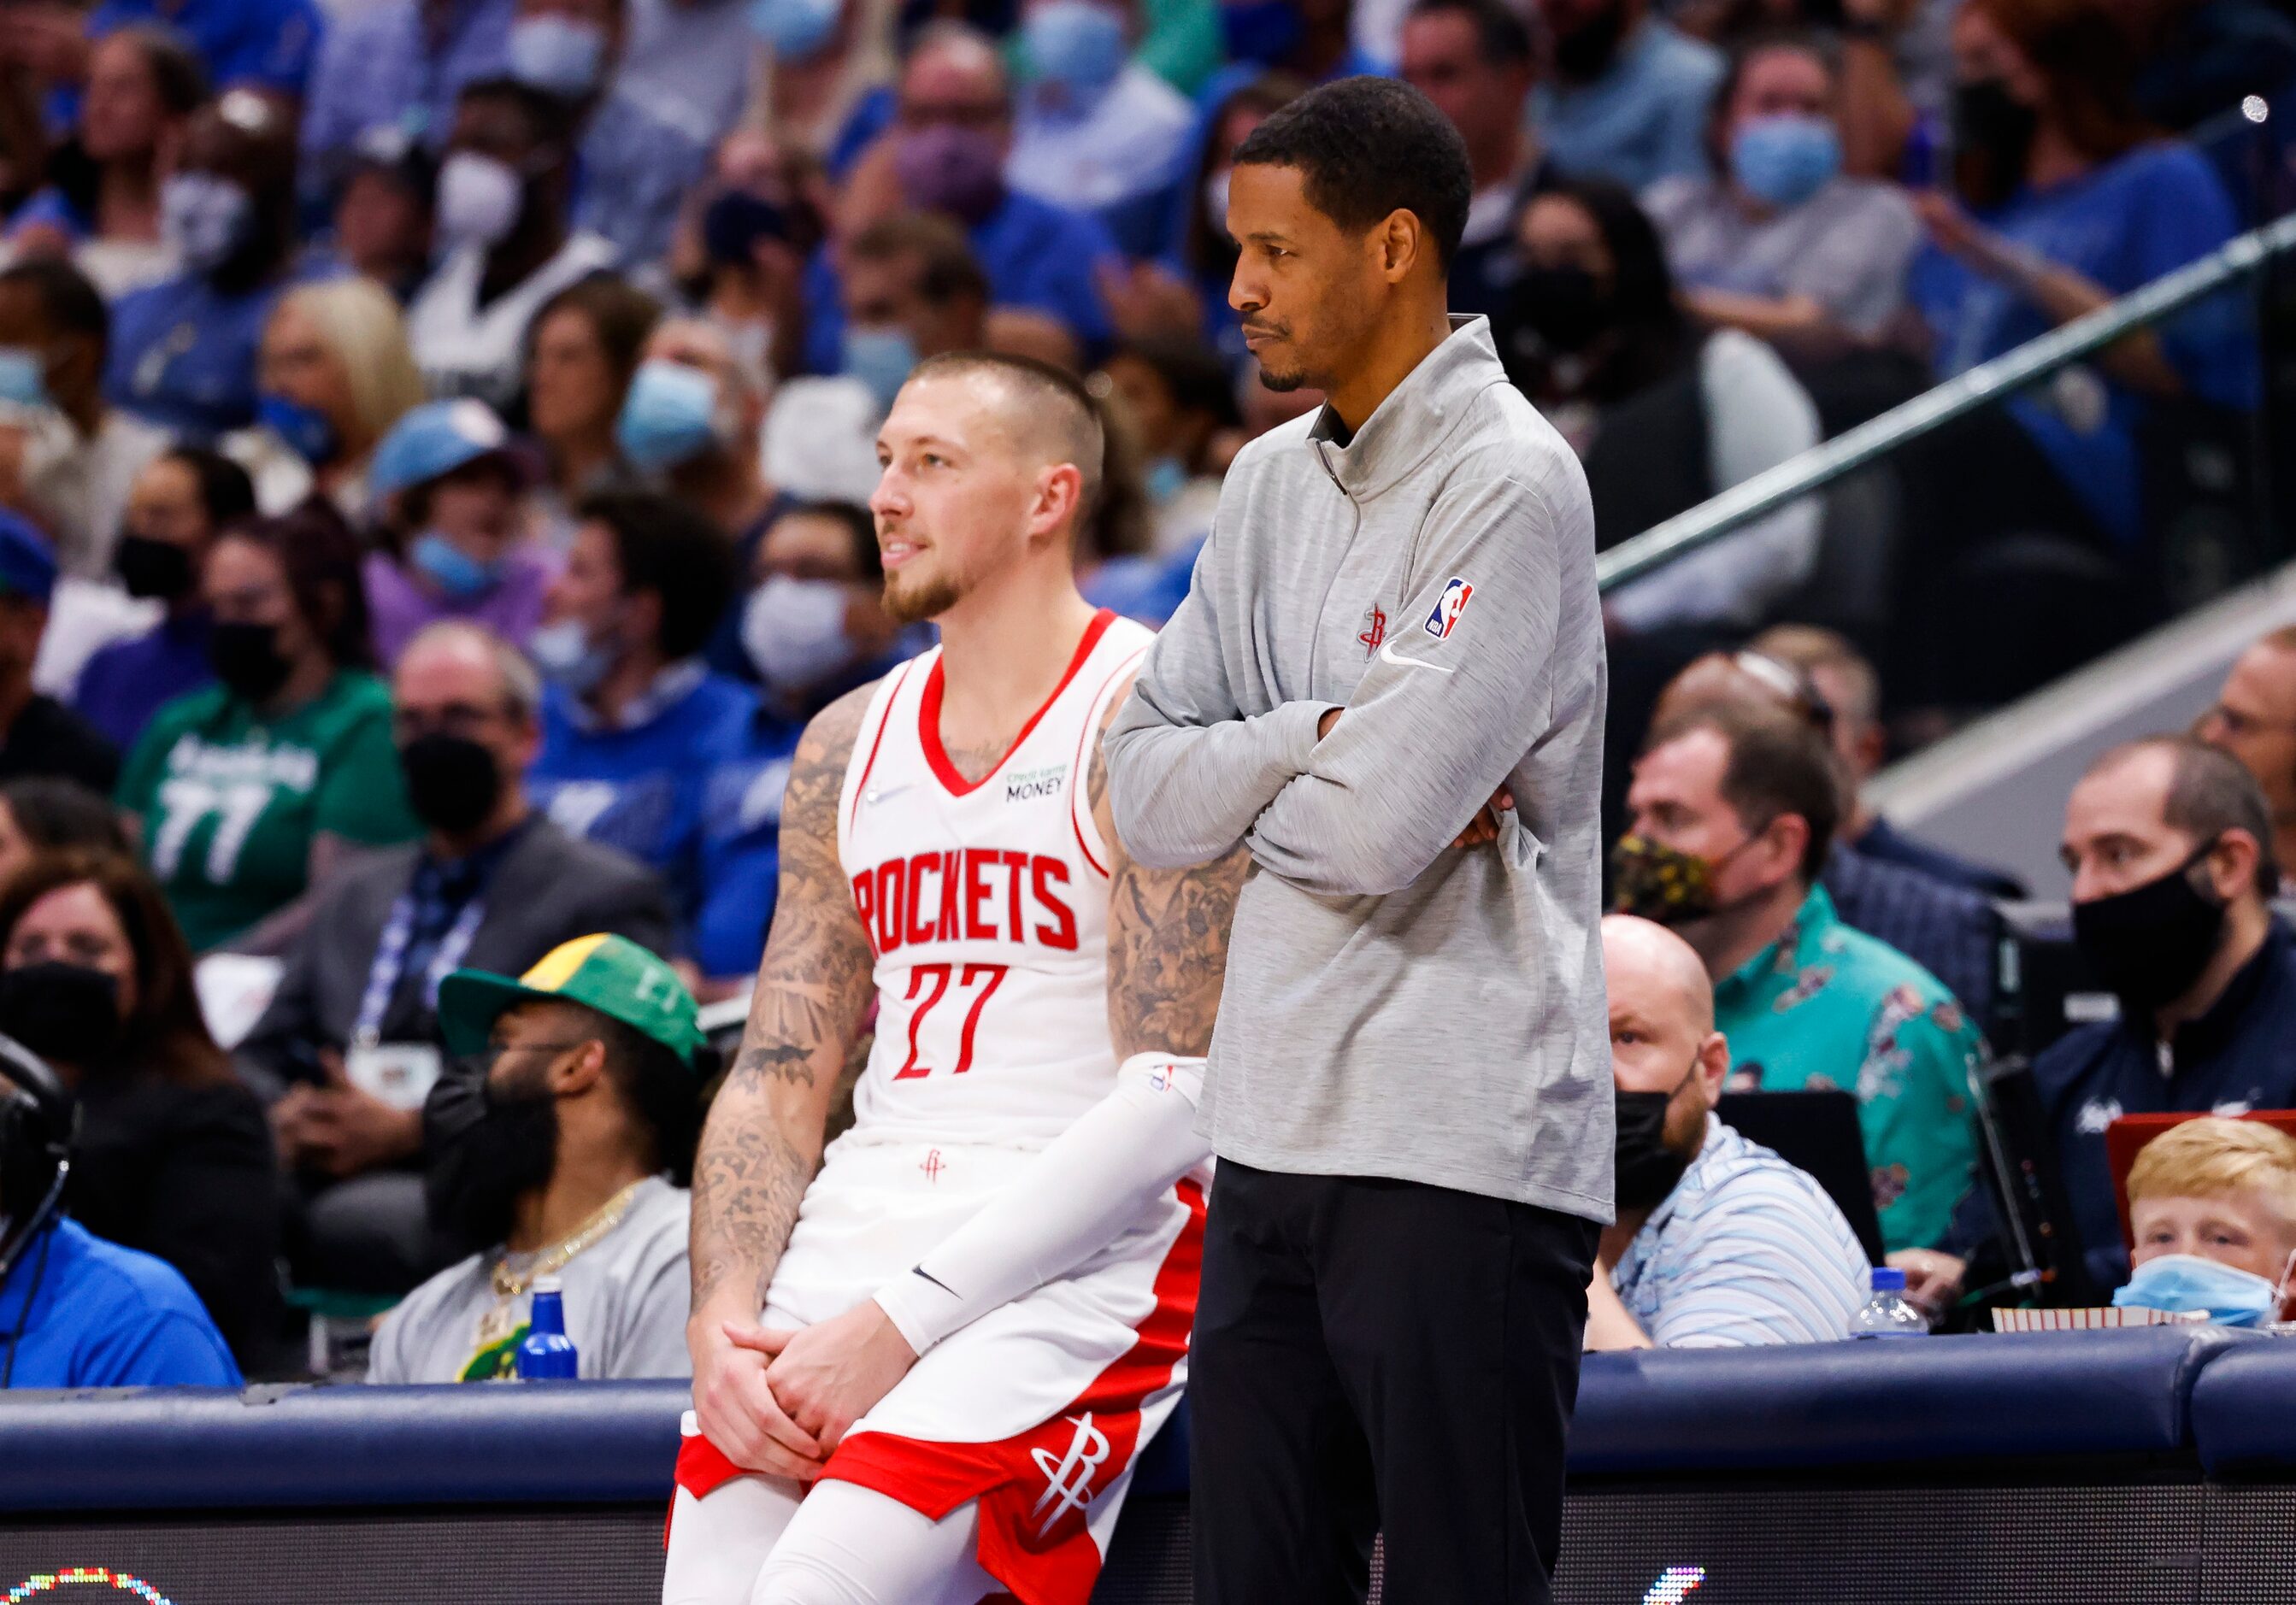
top-left (1424, 577), bottom-right (1473, 640)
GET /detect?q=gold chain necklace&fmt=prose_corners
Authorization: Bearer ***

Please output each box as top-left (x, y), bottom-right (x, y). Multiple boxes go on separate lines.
top-left (471, 1179), bottom-right (647, 1354)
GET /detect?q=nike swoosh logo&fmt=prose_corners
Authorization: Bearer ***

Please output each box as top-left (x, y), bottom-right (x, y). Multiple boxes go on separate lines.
top-left (1378, 638), bottom-right (1455, 675)
top-left (865, 783), bottom-right (914, 805)
top-left (910, 1267), bottom-right (959, 1299)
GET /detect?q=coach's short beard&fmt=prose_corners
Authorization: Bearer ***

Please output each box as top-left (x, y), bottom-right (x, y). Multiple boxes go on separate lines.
top-left (1257, 362), bottom-right (1310, 393)
top-left (885, 568), bottom-right (964, 625)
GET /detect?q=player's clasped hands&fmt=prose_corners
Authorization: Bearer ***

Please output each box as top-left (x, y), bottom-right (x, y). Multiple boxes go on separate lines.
top-left (704, 1302), bottom-right (925, 1480)
top-left (692, 1319), bottom-right (828, 1481)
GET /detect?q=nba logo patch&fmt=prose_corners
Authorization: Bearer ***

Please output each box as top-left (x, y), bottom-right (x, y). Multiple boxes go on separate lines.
top-left (1423, 577), bottom-right (1473, 640)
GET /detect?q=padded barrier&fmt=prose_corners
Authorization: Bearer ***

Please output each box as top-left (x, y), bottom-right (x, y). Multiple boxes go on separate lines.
top-left (2190, 1340), bottom-right (2296, 1477)
top-left (0, 1328), bottom-right (2270, 1514)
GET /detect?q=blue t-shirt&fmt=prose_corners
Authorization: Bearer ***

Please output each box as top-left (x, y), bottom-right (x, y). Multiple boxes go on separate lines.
top-left (1908, 140), bottom-right (2254, 546)
top-left (0, 1219), bottom-right (242, 1390)
top-left (1532, 21), bottom-right (1723, 191)
top-left (106, 262), bottom-right (332, 441)
top-left (74, 613), bottom-right (215, 755)
top-left (692, 710), bottom-right (803, 981)
top-left (529, 667), bottom-right (758, 945)
top-left (298, 0), bottom-right (511, 167)
top-left (88, 0), bottom-right (321, 97)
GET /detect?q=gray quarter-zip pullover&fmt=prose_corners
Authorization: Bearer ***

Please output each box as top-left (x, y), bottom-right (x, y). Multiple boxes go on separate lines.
top-left (1105, 316), bottom-right (1612, 1219)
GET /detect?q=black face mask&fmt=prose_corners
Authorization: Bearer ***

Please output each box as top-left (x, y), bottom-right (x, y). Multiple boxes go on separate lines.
top-left (0, 961), bottom-right (121, 1065)
top-left (1553, 2), bottom-right (1629, 79)
top-left (1509, 265), bottom-right (1612, 358)
top-left (2071, 840), bottom-right (2231, 1014)
top-left (1951, 76), bottom-right (2038, 198)
top-left (399, 732), bottom-right (503, 836)
top-left (114, 534), bottom-right (195, 602)
top-left (423, 1051), bottom-right (559, 1255)
top-left (1614, 1059), bottom-right (1700, 1211)
top-left (209, 620), bottom-right (292, 703)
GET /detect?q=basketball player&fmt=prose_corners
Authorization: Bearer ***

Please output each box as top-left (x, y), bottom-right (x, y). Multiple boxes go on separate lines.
top-left (662, 351), bottom-right (1239, 1605)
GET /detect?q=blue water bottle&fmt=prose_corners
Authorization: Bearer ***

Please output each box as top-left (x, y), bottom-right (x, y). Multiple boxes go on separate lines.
top-left (515, 1275), bottom-right (580, 1379)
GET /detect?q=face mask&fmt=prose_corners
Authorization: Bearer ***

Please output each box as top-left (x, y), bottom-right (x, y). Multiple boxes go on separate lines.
top-left (1951, 76), bottom-right (2037, 198)
top-left (257, 391), bottom-right (340, 467)
top-left (843, 326), bottom-right (919, 414)
top-left (0, 348), bottom-right (49, 409)
top-left (1145, 456), bottom-right (1187, 505)
top-left (1510, 264), bottom-right (1610, 356)
top-left (2071, 840), bottom-right (2229, 1012)
top-left (1729, 114), bottom-right (1841, 210)
top-left (209, 620), bottom-right (292, 703)
top-left (423, 1050), bottom-right (560, 1255)
top-left (161, 172), bottom-right (252, 274)
top-left (507, 14), bottom-right (606, 97)
top-left (410, 532), bottom-right (502, 599)
top-left (115, 533), bottom-right (195, 601)
top-left (1025, 0), bottom-right (1127, 96)
top-left (1220, 0), bottom-right (1300, 66)
top-left (702, 190), bottom-right (789, 268)
top-left (743, 575), bottom-right (857, 695)
top-left (528, 616), bottom-right (617, 695)
top-left (1202, 168), bottom-right (1231, 239)
top-left (1614, 1057), bottom-right (1700, 1212)
top-left (1610, 832), bottom-right (1767, 926)
top-left (894, 124), bottom-right (1006, 223)
top-left (746, 0), bottom-right (839, 59)
top-left (615, 359), bottom-right (724, 474)
top-left (399, 729), bottom-right (503, 835)
top-left (0, 961), bottom-right (121, 1065)
top-left (1552, 1), bottom-right (1628, 79)
top-left (2113, 1252), bottom-right (2285, 1326)
top-left (435, 151), bottom-right (525, 250)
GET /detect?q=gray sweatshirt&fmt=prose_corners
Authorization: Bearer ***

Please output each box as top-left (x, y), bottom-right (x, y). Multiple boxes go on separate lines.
top-left (1105, 317), bottom-right (1612, 1219)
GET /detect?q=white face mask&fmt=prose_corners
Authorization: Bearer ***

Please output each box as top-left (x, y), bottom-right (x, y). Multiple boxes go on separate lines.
top-left (435, 151), bottom-right (526, 250)
top-left (161, 172), bottom-right (252, 273)
top-left (743, 575), bottom-right (857, 694)
top-left (507, 15), bottom-right (607, 96)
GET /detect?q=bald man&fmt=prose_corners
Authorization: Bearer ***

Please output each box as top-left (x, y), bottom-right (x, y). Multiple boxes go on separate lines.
top-left (1591, 914), bottom-right (1871, 1349)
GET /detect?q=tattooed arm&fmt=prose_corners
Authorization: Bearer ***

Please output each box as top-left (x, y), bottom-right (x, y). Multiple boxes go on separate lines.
top-left (687, 681), bottom-right (878, 1475)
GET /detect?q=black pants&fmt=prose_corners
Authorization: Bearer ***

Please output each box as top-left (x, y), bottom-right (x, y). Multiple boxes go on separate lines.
top-left (1189, 1160), bottom-right (1601, 1605)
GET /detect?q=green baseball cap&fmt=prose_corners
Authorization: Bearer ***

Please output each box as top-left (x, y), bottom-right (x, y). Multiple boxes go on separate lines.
top-left (435, 932), bottom-right (706, 1067)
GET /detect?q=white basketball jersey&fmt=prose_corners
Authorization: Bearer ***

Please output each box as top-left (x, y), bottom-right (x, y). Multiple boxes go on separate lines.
top-left (835, 610), bottom-right (1152, 1152)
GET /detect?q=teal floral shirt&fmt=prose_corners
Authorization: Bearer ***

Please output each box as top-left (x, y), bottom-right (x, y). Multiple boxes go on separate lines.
top-left (1711, 886), bottom-right (1986, 1252)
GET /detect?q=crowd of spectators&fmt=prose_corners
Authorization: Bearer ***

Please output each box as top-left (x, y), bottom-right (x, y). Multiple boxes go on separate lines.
top-left (0, 0), bottom-right (2286, 1384)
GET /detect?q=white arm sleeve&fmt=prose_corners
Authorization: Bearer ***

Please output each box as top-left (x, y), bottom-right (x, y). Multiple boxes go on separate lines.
top-left (870, 1053), bottom-right (1210, 1355)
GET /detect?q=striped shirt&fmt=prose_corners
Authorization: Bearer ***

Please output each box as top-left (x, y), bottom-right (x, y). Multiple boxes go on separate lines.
top-left (1612, 1114), bottom-right (1872, 1347)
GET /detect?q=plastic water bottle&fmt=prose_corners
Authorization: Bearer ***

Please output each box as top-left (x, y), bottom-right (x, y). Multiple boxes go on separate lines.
top-left (1850, 1267), bottom-right (1929, 1339)
top-left (515, 1275), bottom-right (580, 1379)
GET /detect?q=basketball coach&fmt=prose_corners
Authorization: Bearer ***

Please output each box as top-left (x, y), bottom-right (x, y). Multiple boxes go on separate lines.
top-left (1103, 76), bottom-right (1612, 1605)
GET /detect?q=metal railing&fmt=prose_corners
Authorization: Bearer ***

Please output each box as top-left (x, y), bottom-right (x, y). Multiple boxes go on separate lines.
top-left (1595, 206), bottom-right (2296, 594)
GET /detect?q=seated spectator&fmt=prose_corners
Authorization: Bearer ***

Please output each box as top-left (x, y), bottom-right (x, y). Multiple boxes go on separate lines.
top-left (1750, 624), bottom-right (2025, 898)
top-left (0, 514), bottom-right (120, 791)
top-left (106, 91), bottom-right (315, 441)
top-left (1589, 913), bottom-right (1872, 1349)
top-left (236, 277), bottom-right (427, 520)
top-left (2036, 737), bottom-right (2296, 1291)
top-left (2197, 626), bottom-right (2296, 891)
top-left (527, 491), bottom-right (751, 943)
top-left (1501, 179), bottom-right (1821, 635)
top-left (405, 78), bottom-right (617, 410)
top-left (2118, 1116), bottom-right (2296, 1321)
top-left (368, 932), bottom-right (699, 1381)
top-left (1531, 0), bottom-right (1723, 189)
top-left (620, 318), bottom-right (774, 544)
top-left (765, 210), bottom-right (988, 504)
top-left (72, 446), bottom-right (250, 752)
top-left (1902, 0), bottom-right (2250, 556)
top-left (244, 621), bottom-right (674, 1294)
top-left (0, 774), bottom-right (129, 883)
top-left (1095, 334), bottom-right (1233, 556)
top-left (1398, 0), bottom-right (1542, 322)
top-left (1005, 0), bottom-right (1193, 224)
top-left (363, 399), bottom-right (554, 665)
top-left (7, 25), bottom-right (204, 300)
top-left (0, 257), bottom-right (170, 582)
top-left (0, 848), bottom-right (277, 1365)
top-left (524, 275), bottom-right (659, 547)
top-left (1617, 700), bottom-right (1984, 1252)
top-left (802, 25), bottom-right (1120, 374)
top-left (1644, 32), bottom-right (1922, 350)
top-left (322, 126), bottom-right (438, 306)
top-left (682, 130), bottom-right (818, 397)
top-left (300, 0), bottom-right (511, 179)
top-left (120, 508), bottom-right (417, 954)
top-left (0, 1032), bottom-right (239, 1386)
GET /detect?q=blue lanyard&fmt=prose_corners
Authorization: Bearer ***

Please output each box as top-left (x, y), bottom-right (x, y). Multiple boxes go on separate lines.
top-left (353, 892), bottom-right (486, 1048)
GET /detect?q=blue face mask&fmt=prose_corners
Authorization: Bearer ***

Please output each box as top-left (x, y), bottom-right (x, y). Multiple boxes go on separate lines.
top-left (1145, 456), bottom-right (1187, 504)
top-left (0, 348), bottom-right (49, 409)
top-left (508, 15), bottom-right (607, 97)
top-left (1025, 0), bottom-right (1127, 96)
top-left (746, 0), bottom-right (839, 59)
top-left (258, 391), bottom-right (340, 466)
top-left (615, 359), bottom-right (723, 474)
top-left (2113, 1252), bottom-right (2286, 1326)
top-left (1220, 0), bottom-right (1300, 66)
top-left (843, 326), bottom-right (920, 414)
top-left (1728, 114), bottom-right (1841, 211)
top-left (410, 532), bottom-right (501, 599)
top-left (527, 616), bottom-right (616, 695)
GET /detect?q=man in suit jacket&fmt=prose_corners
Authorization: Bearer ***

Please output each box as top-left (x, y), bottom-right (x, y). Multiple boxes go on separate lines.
top-left (241, 622), bottom-right (678, 1294)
